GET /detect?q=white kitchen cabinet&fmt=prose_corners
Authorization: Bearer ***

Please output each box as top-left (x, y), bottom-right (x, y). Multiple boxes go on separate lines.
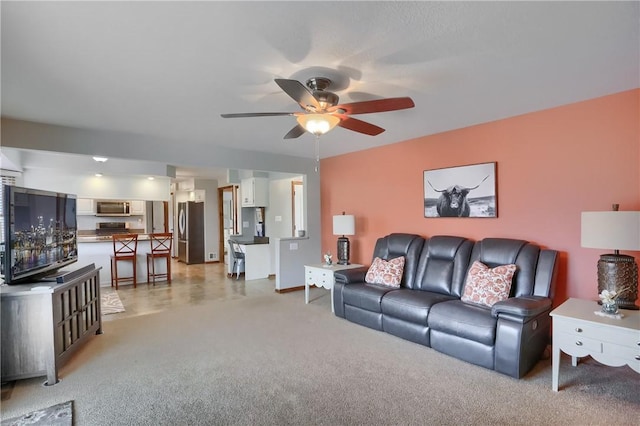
top-left (77, 198), bottom-right (95, 215)
top-left (178, 179), bottom-right (195, 191)
top-left (130, 200), bottom-right (145, 215)
top-left (241, 178), bottom-right (269, 207)
top-left (189, 190), bottom-right (205, 203)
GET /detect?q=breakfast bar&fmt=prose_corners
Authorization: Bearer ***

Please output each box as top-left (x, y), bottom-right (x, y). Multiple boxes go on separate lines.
top-left (228, 239), bottom-right (271, 280)
top-left (77, 235), bottom-right (158, 286)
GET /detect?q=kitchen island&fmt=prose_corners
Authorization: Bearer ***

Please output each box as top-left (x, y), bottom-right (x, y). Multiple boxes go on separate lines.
top-left (228, 239), bottom-right (270, 281)
top-left (77, 235), bottom-right (162, 286)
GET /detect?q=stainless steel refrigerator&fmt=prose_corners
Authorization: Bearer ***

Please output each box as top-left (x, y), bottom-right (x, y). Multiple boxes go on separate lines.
top-left (177, 201), bottom-right (205, 264)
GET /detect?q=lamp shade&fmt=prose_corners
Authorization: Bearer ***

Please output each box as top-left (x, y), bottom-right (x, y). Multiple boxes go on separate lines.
top-left (297, 114), bottom-right (340, 136)
top-left (333, 214), bottom-right (355, 236)
top-left (581, 211), bottom-right (640, 251)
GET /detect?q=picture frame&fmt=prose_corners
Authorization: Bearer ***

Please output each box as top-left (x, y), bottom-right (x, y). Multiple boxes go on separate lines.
top-left (423, 162), bottom-right (497, 218)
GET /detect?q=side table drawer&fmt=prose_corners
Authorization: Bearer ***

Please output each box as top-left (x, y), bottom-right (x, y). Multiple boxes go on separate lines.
top-left (306, 268), bottom-right (332, 287)
top-left (602, 341), bottom-right (640, 362)
top-left (555, 331), bottom-right (602, 354)
top-left (555, 318), bottom-right (638, 348)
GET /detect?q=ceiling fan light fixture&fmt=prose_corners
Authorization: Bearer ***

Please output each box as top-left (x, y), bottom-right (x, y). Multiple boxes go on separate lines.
top-left (297, 114), bottom-right (340, 136)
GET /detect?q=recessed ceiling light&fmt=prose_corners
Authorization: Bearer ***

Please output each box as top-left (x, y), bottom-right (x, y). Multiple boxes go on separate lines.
top-left (92, 156), bottom-right (108, 162)
top-left (147, 176), bottom-right (155, 180)
top-left (95, 173), bottom-right (103, 177)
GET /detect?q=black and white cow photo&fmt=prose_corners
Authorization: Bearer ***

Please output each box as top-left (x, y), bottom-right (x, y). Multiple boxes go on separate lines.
top-left (424, 162), bottom-right (497, 218)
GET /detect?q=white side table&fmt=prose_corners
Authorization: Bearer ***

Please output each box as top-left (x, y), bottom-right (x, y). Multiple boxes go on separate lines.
top-left (304, 263), bottom-right (364, 312)
top-left (550, 298), bottom-right (640, 391)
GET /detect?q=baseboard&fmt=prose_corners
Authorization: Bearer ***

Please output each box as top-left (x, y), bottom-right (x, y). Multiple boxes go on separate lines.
top-left (275, 285), bottom-right (304, 294)
top-left (205, 260), bottom-right (220, 264)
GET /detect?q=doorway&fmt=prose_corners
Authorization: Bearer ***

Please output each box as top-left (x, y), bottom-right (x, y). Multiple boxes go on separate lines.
top-left (218, 185), bottom-right (240, 267)
top-left (291, 180), bottom-right (304, 237)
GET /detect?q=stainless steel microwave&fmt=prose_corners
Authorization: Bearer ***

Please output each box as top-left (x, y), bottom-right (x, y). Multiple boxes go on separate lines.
top-left (96, 201), bottom-right (130, 216)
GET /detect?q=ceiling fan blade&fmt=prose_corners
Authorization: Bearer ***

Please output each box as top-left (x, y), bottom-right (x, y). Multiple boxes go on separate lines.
top-left (329, 97), bottom-right (415, 115)
top-left (336, 116), bottom-right (385, 136)
top-left (274, 79), bottom-right (320, 110)
top-left (220, 112), bottom-right (295, 118)
top-left (283, 124), bottom-right (306, 139)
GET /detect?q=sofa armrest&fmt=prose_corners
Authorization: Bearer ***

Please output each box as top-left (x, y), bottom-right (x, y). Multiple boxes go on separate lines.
top-left (491, 295), bottom-right (552, 320)
top-left (334, 267), bottom-right (368, 284)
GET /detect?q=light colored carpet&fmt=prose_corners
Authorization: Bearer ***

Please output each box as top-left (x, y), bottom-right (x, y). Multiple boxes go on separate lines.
top-left (100, 290), bottom-right (125, 315)
top-left (0, 401), bottom-right (72, 426)
top-left (1, 289), bottom-right (638, 425)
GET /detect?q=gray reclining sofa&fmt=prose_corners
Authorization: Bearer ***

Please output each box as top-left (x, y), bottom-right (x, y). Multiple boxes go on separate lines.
top-left (333, 233), bottom-right (559, 378)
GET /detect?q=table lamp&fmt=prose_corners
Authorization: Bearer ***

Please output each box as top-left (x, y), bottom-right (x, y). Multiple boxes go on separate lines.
top-left (581, 206), bottom-right (640, 310)
top-left (333, 212), bottom-right (355, 265)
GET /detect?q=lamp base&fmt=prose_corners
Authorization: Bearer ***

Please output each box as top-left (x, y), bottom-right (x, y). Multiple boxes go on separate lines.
top-left (337, 236), bottom-right (350, 265)
top-left (597, 254), bottom-right (639, 310)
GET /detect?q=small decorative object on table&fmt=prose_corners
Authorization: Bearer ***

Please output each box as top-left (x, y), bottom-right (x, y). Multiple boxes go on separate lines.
top-left (324, 252), bottom-right (333, 266)
top-left (595, 289), bottom-right (624, 319)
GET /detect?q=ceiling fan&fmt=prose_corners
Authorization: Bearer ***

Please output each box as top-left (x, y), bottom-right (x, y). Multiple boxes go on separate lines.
top-left (220, 77), bottom-right (415, 139)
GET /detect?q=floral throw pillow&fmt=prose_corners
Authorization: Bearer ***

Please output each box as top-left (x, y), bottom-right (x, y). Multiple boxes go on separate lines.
top-left (461, 261), bottom-right (517, 307)
top-left (365, 256), bottom-right (405, 288)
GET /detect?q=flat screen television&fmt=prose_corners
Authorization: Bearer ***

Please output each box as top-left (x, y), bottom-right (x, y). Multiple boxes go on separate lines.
top-left (1, 185), bottom-right (78, 285)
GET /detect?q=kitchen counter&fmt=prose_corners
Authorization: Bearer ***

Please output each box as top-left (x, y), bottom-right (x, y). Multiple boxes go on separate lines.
top-left (78, 234), bottom-right (151, 243)
top-left (232, 240), bottom-right (269, 245)
top-left (230, 237), bottom-right (269, 246)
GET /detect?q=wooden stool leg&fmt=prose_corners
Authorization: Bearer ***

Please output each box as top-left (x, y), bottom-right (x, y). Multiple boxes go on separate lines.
top-left (146, 255), bottom-right (151, 284)
top-left (151, 255), bottom-right (156, 285)
top-left (167, 256), bottom-right (171, 284)
top-left (113, 258), bottom-right (119, 290)
top-left (132, 257), bottom-right (137, 288)
top-left (110, 257), bottom-right (115, 288)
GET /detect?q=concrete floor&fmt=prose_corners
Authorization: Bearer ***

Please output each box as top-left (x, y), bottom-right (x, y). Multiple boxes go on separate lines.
top-left (101, 259), bottom-right (276, 321)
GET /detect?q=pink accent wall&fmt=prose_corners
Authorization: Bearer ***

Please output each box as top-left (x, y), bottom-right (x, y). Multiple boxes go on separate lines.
top-left (321, 89), bottom-right (640, 305)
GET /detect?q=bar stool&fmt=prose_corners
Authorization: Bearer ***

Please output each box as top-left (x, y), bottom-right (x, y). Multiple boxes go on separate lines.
top-left (110, 233), bottom-right (139, 290)
top-left (146, 232), bottom-right (173, 285)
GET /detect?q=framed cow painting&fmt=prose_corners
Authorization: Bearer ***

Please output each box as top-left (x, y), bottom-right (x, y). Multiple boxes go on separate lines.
top-left (423, 162), bottom-right (497, 218)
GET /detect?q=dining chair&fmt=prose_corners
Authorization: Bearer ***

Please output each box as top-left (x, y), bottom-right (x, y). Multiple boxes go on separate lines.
top-left (228, 240), bottom-right (245, 279)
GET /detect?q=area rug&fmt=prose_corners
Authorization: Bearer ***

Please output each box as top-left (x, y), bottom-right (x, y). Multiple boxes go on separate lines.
top-left (1, 400), bottom-right (72, 426)
top-left (101, 290), bottom-right (125, 315)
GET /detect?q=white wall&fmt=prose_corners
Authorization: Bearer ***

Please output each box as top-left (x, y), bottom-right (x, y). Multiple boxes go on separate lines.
top-left (20, 168), bottom-right (171, 201)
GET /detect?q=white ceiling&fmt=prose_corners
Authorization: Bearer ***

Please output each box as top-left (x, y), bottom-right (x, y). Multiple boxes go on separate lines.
top-left (2, 1), bottom-right (639, 177)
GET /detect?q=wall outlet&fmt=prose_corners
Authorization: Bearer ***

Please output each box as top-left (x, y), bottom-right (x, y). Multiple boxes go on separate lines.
top-left (275, 215), bottom-right (282, 222)
top-left (208, 252), bottom-right (218, 261)
top-left (289, 242), bottom-right (298, 250)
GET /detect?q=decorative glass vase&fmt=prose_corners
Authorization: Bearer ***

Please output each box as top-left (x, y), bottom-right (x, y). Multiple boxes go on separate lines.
top-left (601, 300), bottom-right (619, 315)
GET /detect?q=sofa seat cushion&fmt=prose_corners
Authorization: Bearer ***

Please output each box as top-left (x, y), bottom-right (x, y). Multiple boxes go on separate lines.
top-left (342, 283), bottom-right (396, 313)
top-left (428, 300), bottom-right (497, 346)
top-left (381, 289), bottom-right (457, 324)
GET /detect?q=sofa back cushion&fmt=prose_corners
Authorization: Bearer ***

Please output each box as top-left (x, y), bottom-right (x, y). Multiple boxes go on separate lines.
top-left (413, 235), bottom-right (473, 296)
top-left (468, 238), bottom-right (542, 297)
top-left (372, 234), bottom-right (425, 288)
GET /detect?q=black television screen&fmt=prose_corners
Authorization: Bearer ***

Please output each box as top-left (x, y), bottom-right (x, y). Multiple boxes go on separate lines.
top-left (1, 185), bottom-right (78, 284)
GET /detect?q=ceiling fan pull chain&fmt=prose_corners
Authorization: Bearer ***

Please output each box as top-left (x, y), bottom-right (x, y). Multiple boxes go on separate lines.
top-left (314, 135), bottom-right (320, 172)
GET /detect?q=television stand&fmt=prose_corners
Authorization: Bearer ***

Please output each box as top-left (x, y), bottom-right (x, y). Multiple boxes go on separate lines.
top-left (38, 270), bottom-right (70, 282)
top-left (1, 264), bottom-right (102, 385)
top-left (40, 264), bottom-right (97, 284)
